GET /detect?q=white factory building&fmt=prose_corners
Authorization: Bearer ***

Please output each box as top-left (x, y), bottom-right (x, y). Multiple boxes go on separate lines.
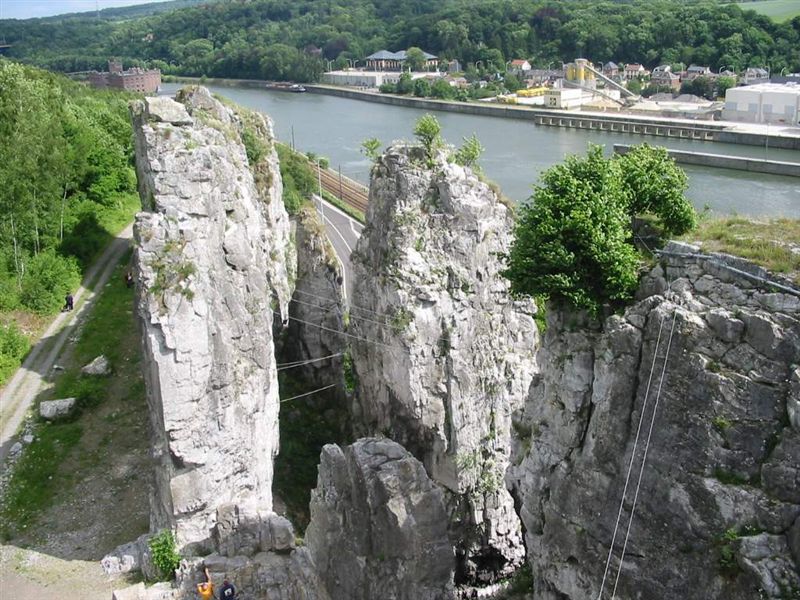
top-left (722, 83), bottom-right (800, 125)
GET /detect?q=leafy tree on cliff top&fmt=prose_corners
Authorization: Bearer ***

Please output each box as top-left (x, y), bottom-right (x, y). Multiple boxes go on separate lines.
top-left (504, 144), bottom-right (695, 316)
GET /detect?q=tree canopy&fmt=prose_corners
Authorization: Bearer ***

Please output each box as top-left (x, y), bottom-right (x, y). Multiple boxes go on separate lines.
top-left (1, 0), bottom-right (797, 82)
top-left (504, 145), bottom-right (696, 316)
top-left (0, 59), bottom-right (138, 315)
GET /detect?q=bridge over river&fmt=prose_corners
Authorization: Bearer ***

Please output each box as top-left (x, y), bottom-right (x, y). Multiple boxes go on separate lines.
top-left (161, 83), bottom-right (800, 217)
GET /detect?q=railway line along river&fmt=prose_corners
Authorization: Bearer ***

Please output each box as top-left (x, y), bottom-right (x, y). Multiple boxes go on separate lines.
top-left (161, 83), bottom-right (800, 217)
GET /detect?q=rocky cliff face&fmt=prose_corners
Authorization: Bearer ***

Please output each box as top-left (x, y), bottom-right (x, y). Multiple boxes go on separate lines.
top-left (349, 145), bottom-right (538, 583)
top-left (131, 87), bottom-right (291, 548)
top-left (305, 438), bottom-right (454, 600)
top-left (512, 243), bottom-right (800, 599)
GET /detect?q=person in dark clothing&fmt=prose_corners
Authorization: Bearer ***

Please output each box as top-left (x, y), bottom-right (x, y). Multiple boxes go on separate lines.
top-left (64, 293), bottom-right (74, 312)
top-left (219, 577), bottom-right (236, 599)
top-left (125, 271), bottom-right (134, 288)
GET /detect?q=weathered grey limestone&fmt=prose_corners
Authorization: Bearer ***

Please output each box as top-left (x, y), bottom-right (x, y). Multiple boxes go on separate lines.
top-left (305, 438), bottom-right (454, 599)
top-left (82, 354), bottom-right (111, 375)
top-left (349, 145), bottom-right (538, 582)
top-left (39, 397), bottom-right (76, 420)
top-left (131, 87), bottom-right (291, 548)
top-left (512, 255), bottom-right (800, 599)
top-left (101, 533), bottom-right (162, 581)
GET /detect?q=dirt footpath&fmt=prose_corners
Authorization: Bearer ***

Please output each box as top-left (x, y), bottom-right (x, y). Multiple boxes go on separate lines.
top-left (0, 544), bottom-right (127, 600)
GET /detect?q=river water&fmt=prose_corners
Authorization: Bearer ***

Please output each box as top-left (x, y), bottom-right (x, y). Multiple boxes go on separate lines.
top-left (161, 83), bottom-right (800, 217)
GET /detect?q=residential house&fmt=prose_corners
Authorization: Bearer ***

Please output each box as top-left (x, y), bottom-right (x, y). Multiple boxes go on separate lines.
top-left (684, 65), bottom-right (712, 81)
top-left (365, 49), bottom-right (438, 71)
top-left (445, 75), bottom-right (469, 88)
top-left (510, 59), bottom-right (532, 74)
top-left (651, 67), bottom-right (681, 91)
top-left (623, 63), bottom-right (647, 79)
top-left (742, 67), bottom-right (769, 85)
top-left (602, 61), bottom-right (620, 79)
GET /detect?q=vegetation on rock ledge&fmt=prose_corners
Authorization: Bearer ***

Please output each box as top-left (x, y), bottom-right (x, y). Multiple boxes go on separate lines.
top-left (503, 144), bottom-right (696, 316)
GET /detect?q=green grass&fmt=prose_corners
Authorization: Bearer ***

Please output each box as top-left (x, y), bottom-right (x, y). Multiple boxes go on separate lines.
top-left (682, 217), bottom-right (800, 284)
top-left (321, 190), bottom-right (366, 223)
top-left (1, 254), bottom-right (140, 538)
top-left (734, 0), bottom-right (800, 21)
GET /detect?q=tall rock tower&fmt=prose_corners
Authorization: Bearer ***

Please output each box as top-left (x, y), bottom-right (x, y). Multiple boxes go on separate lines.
top-left (349, 144), bottom-right (538, 583)
top-left (130, 87), bottom-right (292, 548)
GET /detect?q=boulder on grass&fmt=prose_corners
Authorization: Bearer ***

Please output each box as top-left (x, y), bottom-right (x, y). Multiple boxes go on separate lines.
top-left (39, 398), bottom-right (76, 421)
top-left (82, 355), bottom-right (111, 375)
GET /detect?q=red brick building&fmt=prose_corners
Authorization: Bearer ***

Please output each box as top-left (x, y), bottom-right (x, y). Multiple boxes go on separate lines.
top-left (89, 60), bottom-right (161, 93)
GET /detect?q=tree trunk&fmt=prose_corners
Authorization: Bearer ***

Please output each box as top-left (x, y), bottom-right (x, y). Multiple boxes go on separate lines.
top-left (60, 185), bottom-right (68, 242)
top-left (32, 188), bottom-right (40, 256)
top-left (11, 214), bottom-right (22, 292)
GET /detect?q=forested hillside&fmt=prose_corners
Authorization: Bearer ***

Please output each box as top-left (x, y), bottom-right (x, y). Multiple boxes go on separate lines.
top-left (1, 0), bottom-right (798, 82)
top-left (0, 60), bottom-right (139, 383)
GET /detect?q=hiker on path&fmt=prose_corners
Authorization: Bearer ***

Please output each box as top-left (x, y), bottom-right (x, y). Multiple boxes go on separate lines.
top-left (64, 293), bottom-right (74, 312)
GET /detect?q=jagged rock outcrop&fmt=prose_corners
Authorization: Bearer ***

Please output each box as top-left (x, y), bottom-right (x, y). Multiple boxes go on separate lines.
top-left (305, 438), bottom-right (454, 599)
top-left (349, 145), bottom-right (538, 583)
top-left (131, 87), bottom-right (291, 548)
top-left (512, 244), bottom-right (800, 599)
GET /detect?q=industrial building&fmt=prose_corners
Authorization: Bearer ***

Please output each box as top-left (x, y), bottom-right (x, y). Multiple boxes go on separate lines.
top-left (88, 60), bottom-right (161, 93)
top-left (722, 83), bottom-right (800, 125)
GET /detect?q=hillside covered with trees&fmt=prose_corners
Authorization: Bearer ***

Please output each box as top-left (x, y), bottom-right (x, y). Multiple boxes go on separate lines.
top-left (1, 0), bottom-right (798, 82)
top-left (0, 60), bottom-right (140, 383)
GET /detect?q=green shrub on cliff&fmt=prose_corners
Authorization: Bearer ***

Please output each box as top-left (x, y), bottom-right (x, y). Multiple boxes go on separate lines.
top-left (504, 144), bottom-right (695, 316)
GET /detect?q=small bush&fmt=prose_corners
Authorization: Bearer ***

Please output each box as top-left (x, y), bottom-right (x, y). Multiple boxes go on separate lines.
top-left (19, 250), bottom-right (81, 314)
top-left (241, 126), bottom-right (267, 166)
top-left (0, 322), bottom-right (30, 386)
top-left (148, 529), bottom-right (181, 579)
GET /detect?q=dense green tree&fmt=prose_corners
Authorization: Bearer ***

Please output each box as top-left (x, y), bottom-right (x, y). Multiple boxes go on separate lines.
top-left (0, 60), bottom-right (137, 313)
top-left (504, 146), bottom-right (639, 316)
top-left (396, 72), bottom-right (413, 94)
top-left (5, 0), bottom-right (795, 83)
top-left (413, 77), bottom-right (431, 97)
top-left (627, 78), bottom-right (643, 95)
top-left (614, 144), bottom-right (696, 236)
top-left (504, 144), bottom-right (696, 315)
top-left (430, 78), bottom-right (456, 100)
top-left (405, 46), bottom-right (427, 71)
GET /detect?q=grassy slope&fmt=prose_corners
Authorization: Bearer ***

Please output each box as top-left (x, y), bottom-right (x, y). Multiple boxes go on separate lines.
top-left (681, 217), bottom-right (800, 284)
top-left (1, 254), bottom-right (149, 552)
top-left (736, 0), bottom-right (800, 21)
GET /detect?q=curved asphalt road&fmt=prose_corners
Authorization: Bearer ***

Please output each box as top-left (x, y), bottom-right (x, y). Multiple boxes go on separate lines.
top-left (317, 197), bottom-right (363, 300)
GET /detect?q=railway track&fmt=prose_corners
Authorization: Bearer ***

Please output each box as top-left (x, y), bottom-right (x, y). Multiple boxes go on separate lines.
top-left (312, 164), bottom-right (369, 214)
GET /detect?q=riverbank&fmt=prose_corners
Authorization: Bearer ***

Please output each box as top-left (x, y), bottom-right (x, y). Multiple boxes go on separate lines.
top-left (166, 76), bottom-right (800, 150)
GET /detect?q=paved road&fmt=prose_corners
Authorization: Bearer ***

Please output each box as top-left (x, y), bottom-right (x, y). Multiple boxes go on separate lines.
top-left (316, 197), bottom-right (363, 300)
top-left (0, 225), bottom-right (134, 467)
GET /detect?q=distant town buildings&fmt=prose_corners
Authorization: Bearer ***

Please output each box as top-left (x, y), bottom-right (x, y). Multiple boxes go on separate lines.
top-left (742, 67), bottom-right (769, 86)
top-left (722, 82), bottom-right (800, 125)
top-left (88, 60), bottom-right (161, 93)
top-left (509, 59), bottom-right (531, 74)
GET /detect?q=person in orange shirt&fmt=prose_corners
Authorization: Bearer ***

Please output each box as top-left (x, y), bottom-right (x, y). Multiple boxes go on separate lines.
top-left (197, 567), bottom-right (214, 600)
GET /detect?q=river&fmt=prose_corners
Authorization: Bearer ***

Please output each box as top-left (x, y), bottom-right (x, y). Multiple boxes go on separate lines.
top-left (160, 83), bottom-right (800, 217)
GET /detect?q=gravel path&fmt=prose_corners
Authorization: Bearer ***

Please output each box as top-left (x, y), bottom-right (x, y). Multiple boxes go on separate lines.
top-left (0, 225), bottom-right (134, 465)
